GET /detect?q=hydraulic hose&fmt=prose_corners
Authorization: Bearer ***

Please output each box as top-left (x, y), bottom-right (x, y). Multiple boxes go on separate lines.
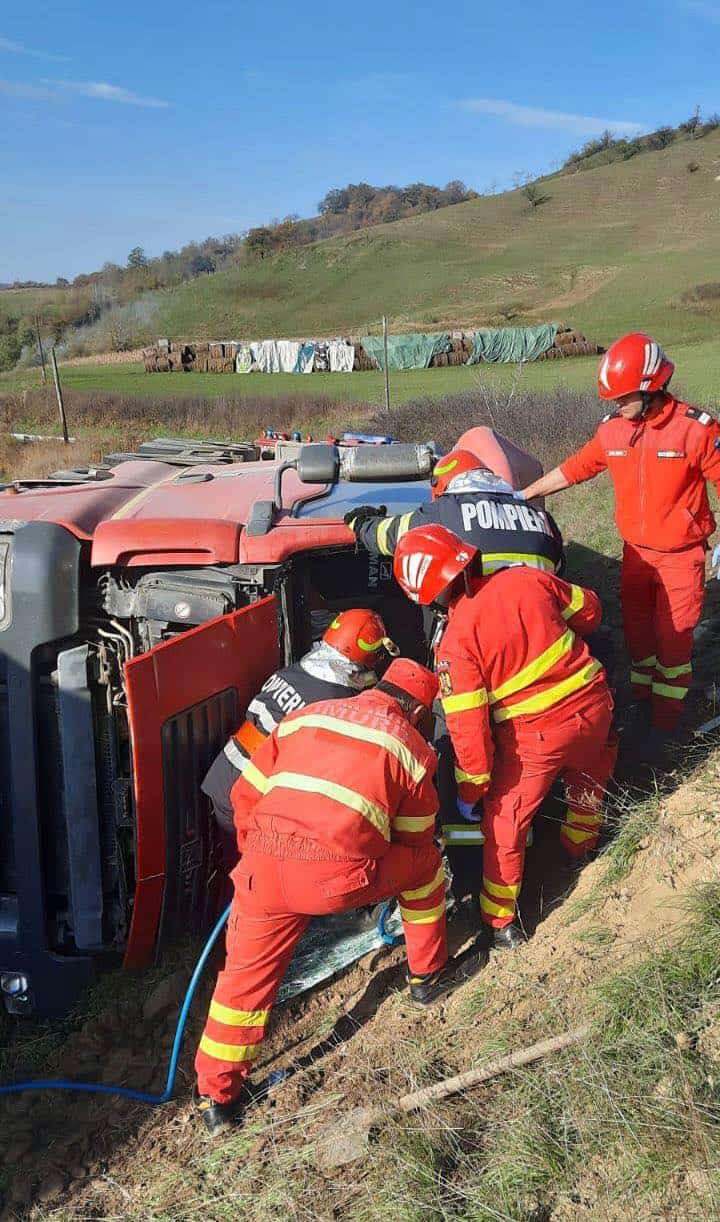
top-left (377, 901), bottom-right (403, 947)
top-left (0, 903), bottom-right (231, 1105)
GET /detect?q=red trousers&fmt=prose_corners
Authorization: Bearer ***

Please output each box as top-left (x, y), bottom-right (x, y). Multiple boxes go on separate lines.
top-left (622, 542), bottom-right (705, 729)
top-left (479, 687), bottom-right (617, 928)
top-left (195, 831), bottom-right (447, 1104)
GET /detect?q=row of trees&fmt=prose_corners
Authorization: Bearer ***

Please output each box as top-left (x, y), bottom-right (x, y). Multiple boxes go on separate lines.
top-left (244, 180), bottom-right (477, 259)
top-left (563, 108), bottom-right (720, 171)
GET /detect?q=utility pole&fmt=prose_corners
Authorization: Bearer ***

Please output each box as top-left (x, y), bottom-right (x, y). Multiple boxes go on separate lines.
top-left (35, 315), bottom-right (47, 384)
top-left (382, 315), bottom-right (390, 412)
top-left (50, 346), bottom-right (69, 443)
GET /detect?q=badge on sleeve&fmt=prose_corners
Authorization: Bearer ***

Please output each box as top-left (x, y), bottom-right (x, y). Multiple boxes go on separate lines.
top-left (436, 660), bottom-right (453, 697)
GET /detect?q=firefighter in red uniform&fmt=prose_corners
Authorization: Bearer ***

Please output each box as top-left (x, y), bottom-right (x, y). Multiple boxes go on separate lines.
top-left (393, 525), bottom-right (617, 949)
top-left (201, 608), bottom-right (396, 862)
top-left (520, 333), bottom-right (720, 735)
top-left (194, 658), bottom-right (464, 1134)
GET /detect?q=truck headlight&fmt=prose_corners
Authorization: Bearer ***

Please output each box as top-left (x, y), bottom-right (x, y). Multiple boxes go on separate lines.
top-left (1, 972), bottom-right (28, 997)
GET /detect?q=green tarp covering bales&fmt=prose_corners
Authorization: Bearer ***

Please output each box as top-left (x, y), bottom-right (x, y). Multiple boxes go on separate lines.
top-left (467, 324), bottom-right (557, 364)
top-left (361, 332), bottom-right (451, 371)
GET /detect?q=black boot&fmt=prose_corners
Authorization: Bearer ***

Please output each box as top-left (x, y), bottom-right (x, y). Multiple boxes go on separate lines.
top-left (492, 922), bottom-right (525, 951)
top-left (193, 1083), bottom-right (252, 1136)
top-left (407, 948), bottom-right (484, 1006)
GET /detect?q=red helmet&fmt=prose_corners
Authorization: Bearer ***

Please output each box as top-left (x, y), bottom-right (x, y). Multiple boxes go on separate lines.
top-left (431, 449), bottom-right (480, 500)
top-left (394, 525), bottom-right (477, 605)
top-left (382, 658), bottom-right (438, 710)
top-left (597, 333), bottom-right (675, 401)
top-left (323, 608), bottom-right (396, 666)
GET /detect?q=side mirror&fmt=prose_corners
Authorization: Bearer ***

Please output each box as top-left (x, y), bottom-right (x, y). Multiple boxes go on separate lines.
top-left (296, 444), bottom-right (339, 485)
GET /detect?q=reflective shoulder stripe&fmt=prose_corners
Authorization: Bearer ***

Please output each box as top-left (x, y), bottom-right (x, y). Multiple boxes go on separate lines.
top-left (400, 866), bottom-right (445, 900)
top-left (241, 760), bottom-right (269, 794)
top-left (198, 1035), bottom-right (262, 1064)
top-left (481, 553), bottom-right (555, 575)
top-left (395, 511), bottom-right (415, 540)
top-left (493, 660), bottom-right (601, 722)
top-left (393, 813), bottom-right (436, 833)
top-left (224, 738), bottom-right (249, 770)
top-left (209, 1001), bottom-right (270, 1027)
top-left (442, 824), bottom-right (485, 844)
top-left (454, 766), bottom-right (491, 786)
top-left (398, 897), bottom-right (446, 925)
top-left (561, 585), bottom-right (585, 620)
top-left (376, 516), bottom-right (397, 556)
top-left (266, 771), bottom-right (390, 840)
top-left (630, 671), bottom-right (652, 686)
top-left (491, 629), bottom-right (574, 704)
top-left (247, 699), bottom-right (279, 735)
top-left (277, 713), bottom-right (427, 784)
top-left (442, 688), bottom-right (488, 715)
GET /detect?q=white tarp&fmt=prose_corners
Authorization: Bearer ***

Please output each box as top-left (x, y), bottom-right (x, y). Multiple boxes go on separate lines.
top-left (328, 340), bottom-right (355, 373)
top-left (251, 340), bottom-right (281, 373)
top-left (277, 339), bottom-right (302, 372)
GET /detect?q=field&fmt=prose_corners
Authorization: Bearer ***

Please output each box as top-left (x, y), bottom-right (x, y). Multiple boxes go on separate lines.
top-left (1, 385), bottom-right (720, 1218)
top-left (1, 336), bottom-right (719, 419)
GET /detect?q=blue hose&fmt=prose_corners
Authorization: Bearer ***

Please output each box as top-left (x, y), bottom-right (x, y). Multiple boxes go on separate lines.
top-left (377, 901), bottom-right (403, 947)
top-left (0, 903), bottom-right (231, 1105)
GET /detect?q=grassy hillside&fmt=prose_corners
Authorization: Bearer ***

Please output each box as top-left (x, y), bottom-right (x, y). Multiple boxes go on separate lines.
top-left (146, 130), bottom-right (720, 346)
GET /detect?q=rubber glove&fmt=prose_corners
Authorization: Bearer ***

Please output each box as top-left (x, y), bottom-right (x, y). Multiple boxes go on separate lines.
top-left (343, 505), bottom-right (387, 530)
top-left (513, 489), bottom-right (527, 500)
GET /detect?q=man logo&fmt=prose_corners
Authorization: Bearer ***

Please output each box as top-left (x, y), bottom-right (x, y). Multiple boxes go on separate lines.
top-left (400, 552), bottom-right (432, 602)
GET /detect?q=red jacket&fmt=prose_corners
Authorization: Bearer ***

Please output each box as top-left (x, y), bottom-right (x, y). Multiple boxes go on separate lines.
top-left (436, 568), bottom-right (606, 804)
top-left (560, 396), bottom-right (720, 552)
top-left (230, 689), bottom-right (438, 858)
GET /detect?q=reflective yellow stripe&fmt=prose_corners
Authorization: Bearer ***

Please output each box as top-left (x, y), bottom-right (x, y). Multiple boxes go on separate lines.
top-left (561, 825), bottom-right (596, 845)
top-left (655, 661), bottom-right (692, 679)
top-left (401, 867), bottom-right (445, 900)
top-left (454, 766), bottom-right (491, 786)
top-left (635, 655), bottom-right (657, 668)
top-left (434, 457), bottom-right (459, 477)
top-left (490, 630), bottom-right (575, 704)
top-left (266, 771), bottom-right (390, 840)
top-left (399, 898), bottom-right (446, 925)
top-left (565, 810), bottom-right (603, 828)
top-left (442, 824), bottom-right (485, 844)
top-left (483, 877), bottom-right (521, 900)
top-left (442, 688), bottom-right (488, 715)
top-left (209, 1001), bottom-right (269, 1027)
top-left (482, 553), bottom-right (555, 574)
top-left (493, 661), bottom-right (602, 722)
top-left (376, 516), bottom-right (396, 556)
top-left (278, 714), bottom-right (426, 783)
top-left (242, 761), bottom-right (269, 795)
top-left (630, 671), bottom-right (653, 686)
top-left (561, 585), bottom-right (584, 620)
top-left (394, 813), bottom-right (436, 833)
top-left (652, 682), bottom-right (689, 700)
top-left (198, 1035), bottom-right (262, 1063)
top-left (479, 893), bottom-right (515, 919)
top-left (396, 511), bottom-right (414, 540)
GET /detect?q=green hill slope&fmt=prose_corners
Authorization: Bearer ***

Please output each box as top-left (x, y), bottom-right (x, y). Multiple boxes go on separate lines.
top-left (157, 131), bottom-right (720, 345)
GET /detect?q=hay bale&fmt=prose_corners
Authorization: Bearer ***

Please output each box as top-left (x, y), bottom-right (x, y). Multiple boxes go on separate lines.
top-left (555, 330), bottom-right (577, 348)
top-left (156, 357), bottom-right (170, 372)
top-left (220, 357), bottom-right (235, 373)
top-left (447, 351), bottom-right (465, 366)
top-left (195, 356), bottom-right (209, 372)
top-left (195, 342), bottom-right (210, 354)
top-left (451, 337), bottom-right (465, 354)
top-left (143, 358), bottom-right (157, 373)
top-left (225, 342), bottom-right (238, 359)
top-left (209, 342), bottom-right (225, 359)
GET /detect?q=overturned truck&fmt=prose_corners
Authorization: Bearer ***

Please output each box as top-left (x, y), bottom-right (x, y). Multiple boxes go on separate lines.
top-left (0, 431), bottom-right (541, 1018)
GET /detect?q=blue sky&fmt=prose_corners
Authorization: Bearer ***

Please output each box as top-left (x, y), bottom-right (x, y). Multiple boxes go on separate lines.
top-left (0, 0), bottom-right (715, 282)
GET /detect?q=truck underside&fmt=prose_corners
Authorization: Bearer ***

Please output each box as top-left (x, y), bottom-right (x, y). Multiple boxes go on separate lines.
top-left (0, 520), bottom-right (424, 1017)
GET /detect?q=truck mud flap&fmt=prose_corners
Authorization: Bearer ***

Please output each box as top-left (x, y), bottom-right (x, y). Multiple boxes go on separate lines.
top-left (123, 596), bottom-right (280, 968)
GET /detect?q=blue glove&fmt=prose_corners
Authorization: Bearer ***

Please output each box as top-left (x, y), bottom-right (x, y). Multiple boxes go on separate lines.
top-left (457, 798), bottom-right (482, 822)
top-left (513, 489), bottom-right (527, 501)
top-left (713, 543), bottom-right (720, 576)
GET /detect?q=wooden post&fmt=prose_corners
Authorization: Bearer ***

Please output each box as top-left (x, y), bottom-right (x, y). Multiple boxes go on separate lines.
top-left (35, 315), bottom-right (47, 384)
top-left (382, 314), bottom-right (390, 412)
top-left (50, 346), bottom-right (69, 443)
